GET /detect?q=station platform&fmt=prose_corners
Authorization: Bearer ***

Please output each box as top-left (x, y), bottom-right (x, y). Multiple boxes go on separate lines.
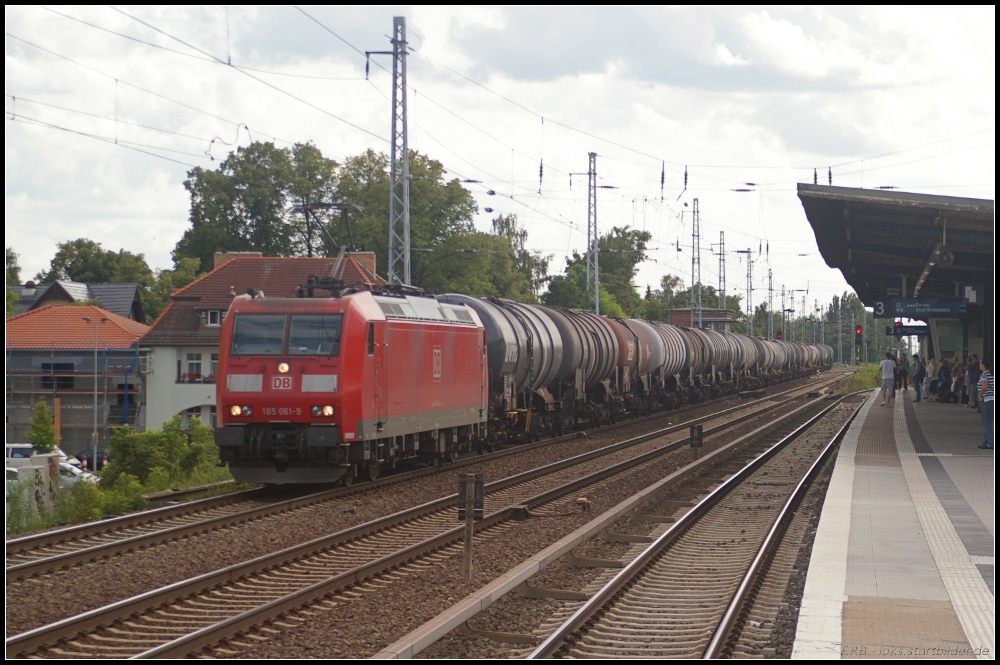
top-left (793, 388), bottom-right (994, 659)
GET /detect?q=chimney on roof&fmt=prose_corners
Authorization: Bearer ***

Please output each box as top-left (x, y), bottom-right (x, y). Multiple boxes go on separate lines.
top-left (215, 251), bottom-right (263, 270)
top-left (347, 252), bottom-right (376, 279)
top-left (22, 280), bottom-right (37, 297)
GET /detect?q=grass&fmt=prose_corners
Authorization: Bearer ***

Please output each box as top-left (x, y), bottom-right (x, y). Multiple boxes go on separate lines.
top-left (6, 472), bottom-right (145, 536)
top-left (5, 464), bottom-right (240, 536)
top-left (840, 363), bottom-right (882, 393)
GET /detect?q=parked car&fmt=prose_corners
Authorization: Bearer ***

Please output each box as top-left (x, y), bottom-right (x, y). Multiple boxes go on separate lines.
top-left (79, 449), bottom-right (110, 472)
top-left (5, 443), bottom-right (35, 467)
top-left (5, 443), bottom-right (82, 468)
top-left (58, 462), bottom-right (99, 488)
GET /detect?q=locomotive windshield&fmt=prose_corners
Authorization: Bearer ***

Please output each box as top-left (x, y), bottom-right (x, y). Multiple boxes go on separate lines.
top-left (288, 314), bottom-right (343, 356)
top-left (231, 314), bottom-right (287, 355)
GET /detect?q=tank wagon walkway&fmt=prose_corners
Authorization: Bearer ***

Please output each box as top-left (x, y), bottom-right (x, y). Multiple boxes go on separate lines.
top-left (793, 388), bottom-right (994, 659)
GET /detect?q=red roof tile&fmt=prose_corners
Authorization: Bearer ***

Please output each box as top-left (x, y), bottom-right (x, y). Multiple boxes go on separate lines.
top-left (141, 254), bottom-right (386, 346)
top-left (5, 305), bottom-right (150, 350)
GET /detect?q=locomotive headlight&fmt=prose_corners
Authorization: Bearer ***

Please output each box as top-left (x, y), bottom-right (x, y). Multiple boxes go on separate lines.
top-left (311, 405), bottom-right (335, 417)
top-left (277, 362), bottom-right (290, 374)
top-left (230, 405), bottom-right (252, 417)
top-left (230, 405), bottom-right (242, 417)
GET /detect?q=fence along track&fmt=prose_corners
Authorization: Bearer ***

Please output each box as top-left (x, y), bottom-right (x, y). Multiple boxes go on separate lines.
top-left (528, 395), bottom-right (864, 659)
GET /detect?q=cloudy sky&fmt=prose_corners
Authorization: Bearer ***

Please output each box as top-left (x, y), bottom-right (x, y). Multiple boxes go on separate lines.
top-left (5, 6), bottom-right (995, 310)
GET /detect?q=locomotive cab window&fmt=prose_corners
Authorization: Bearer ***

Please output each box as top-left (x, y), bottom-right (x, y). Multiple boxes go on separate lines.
top-left (288, 314), bottom-right (343, 356)
top-left (367, 323), bottom-right (375, 355)
top-left (231, 314), bottom-right (287, 355)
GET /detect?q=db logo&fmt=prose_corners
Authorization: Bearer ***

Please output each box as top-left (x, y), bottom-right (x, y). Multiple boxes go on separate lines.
top-left (432, 348), bottom-right (442, 380)
top-left (272, 376), bottom-right (293, 390)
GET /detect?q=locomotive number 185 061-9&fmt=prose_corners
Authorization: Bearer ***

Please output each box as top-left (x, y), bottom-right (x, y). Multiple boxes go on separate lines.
top-left (262, 407), bottom-right (303, 416)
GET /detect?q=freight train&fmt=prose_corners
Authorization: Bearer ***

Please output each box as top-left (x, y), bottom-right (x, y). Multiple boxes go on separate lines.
top-left (214, 286), bottom-right (833, 484)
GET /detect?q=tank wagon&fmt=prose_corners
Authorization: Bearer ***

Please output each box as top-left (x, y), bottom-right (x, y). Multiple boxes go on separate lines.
top-left (216, 286), bottom-right (832, 484)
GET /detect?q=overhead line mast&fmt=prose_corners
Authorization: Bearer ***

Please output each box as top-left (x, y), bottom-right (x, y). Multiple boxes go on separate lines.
top-left (368, 17), bottom-right (411, 286)
top-left (691, 198), bottom-right (701, 329)
top-left (585, 152), bottom-right (599, 314)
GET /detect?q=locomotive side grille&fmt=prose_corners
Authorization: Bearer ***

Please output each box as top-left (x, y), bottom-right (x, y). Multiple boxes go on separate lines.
top-left (379, 302), bottom-right (406, 317)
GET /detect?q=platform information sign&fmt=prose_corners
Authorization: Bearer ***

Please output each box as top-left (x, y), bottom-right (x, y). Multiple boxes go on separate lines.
top-left (891, 299), bottom-right (966, 317)
top-left (885, 325), bottom-right (930, 337)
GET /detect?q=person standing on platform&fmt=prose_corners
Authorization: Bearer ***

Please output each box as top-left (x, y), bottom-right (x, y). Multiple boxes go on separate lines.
top-left (910, 355), bottom-right (925, 402)
top-left (898, 353), bottom-right (910, 392)
top-left (968, 354), bottom-right (982, 409)
top-left (978, 359), bottom-right (993, 450)
top-left (879, 352), bottom-right (897, 407)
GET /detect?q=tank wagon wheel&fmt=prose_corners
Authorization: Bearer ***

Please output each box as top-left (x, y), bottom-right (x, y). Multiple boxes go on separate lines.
top-left (342, 465), bottom-right (356, 488)
top-left (449, 448), bottom-right (460, 463)
top-left (365, 460), bottom-right (381, 482)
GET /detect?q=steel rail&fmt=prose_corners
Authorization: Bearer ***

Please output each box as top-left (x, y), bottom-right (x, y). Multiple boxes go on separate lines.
top-left (6, 378), bottom-right (838, 658)
top-left (527, 393), bottom-right (855, 659)
top-left (702, 395), bottom-right (868, 659)
top-left (132, 391), bottom-right (837, 658)
top-left (6, 373), bottom-right (845, 581)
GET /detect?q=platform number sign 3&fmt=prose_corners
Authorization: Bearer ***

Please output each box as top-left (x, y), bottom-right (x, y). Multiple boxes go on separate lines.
top-left (433, 347), bottom-right (442, 381)
top-left (272, 376), bottom-right (293, 390)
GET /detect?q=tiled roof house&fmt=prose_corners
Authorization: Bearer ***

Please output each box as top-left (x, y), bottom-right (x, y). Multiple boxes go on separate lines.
top-left (12, 281), bottom-right (146, 322)
top-left (141, 251), bottom-right (385, 430)
top-left (5, 305), bottom-right (150, 455)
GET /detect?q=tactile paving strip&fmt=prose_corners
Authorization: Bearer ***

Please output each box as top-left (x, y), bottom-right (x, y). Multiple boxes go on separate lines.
top-left (892, 400), bottom-right (995, 658)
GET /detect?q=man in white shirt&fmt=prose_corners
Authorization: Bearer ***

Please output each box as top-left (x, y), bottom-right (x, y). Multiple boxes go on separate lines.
top-left (879, 352), bottom-right (897, 407)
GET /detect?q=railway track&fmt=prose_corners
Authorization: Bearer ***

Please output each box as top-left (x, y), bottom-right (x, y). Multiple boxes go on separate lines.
top-left (6, 373), bottom-right (848, 658)
top-left (526, 394), bottom-right (865, 659)
top-left (6, 372), bottom-right (847, 582)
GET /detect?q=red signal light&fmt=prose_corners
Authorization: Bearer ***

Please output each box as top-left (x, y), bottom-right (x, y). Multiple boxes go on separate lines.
top-left (855, 326), bottom-right (863, 336)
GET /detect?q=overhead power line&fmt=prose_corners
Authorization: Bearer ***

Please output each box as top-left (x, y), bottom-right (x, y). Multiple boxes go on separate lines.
top-left (39, 6), bottom-right (365, 81)
top-left (5, 31), bottom-right (294, 146)
top-left (109, 6), bottom-right (387, 143)
top-left (6, 111), bottom-right (200, 167)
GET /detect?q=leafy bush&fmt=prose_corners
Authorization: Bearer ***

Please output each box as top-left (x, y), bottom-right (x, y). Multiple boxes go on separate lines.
top-left (101, 473), bottom-right (146, 515)
top-left (144, 467), bottom-right (171, 493)
top-left (104, 415), bottom-right (223, 488)
top-left (58, 480), bottom-right (105, 523)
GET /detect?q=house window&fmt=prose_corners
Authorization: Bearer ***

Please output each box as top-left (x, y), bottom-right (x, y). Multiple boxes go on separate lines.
top-left (209, 406), bottom-right (217, 429)
top-left (41, 363), bottom-right (75, 390)
top-left (186, 353), bottom-right (202, 381)
top-left (207, 310), bottom-right (221, 326)
top-left (209, 353), bottom-right (218, 382)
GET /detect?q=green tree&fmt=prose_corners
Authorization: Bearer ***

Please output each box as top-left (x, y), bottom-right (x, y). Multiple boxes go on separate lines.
top-left (595, 227), bottom-right (651, 317)
top-left (491, 214), bottom-right (551, 298)
top-left (34, 239), bottom-right (169, 322)
top-left (6, 247), bottom-right (20, 318)
top-left (27, 399), bottom-right (56, 453)
top-left (174, 142), bottom-right (295, 269)
top-left (287, 142), bottom-right (340, 257)
top-left (35, 239), bottom-right (155, 290)
top-left (542, 226), bottom-right (649, 317)
top-left (143, 257), bottom-right (202, 324)
top-left (413, 231), bottom-right (540, 301)
top-left (542, 260), bottom-right (626, 316)
top-left (336, 148), bottom-right (479, 281)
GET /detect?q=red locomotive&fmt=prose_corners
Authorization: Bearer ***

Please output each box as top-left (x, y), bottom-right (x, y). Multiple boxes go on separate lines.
top-left (215, 288), bottom-right (488, 484)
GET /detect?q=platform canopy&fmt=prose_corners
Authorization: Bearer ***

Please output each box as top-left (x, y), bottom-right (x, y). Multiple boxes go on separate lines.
top-left (797, 184), bottom-right (994, 305)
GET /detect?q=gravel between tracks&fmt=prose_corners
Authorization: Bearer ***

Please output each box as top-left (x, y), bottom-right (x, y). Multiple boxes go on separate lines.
top-left (222, 396), bottom-right (842, 659)
top-left (414, 400), bottom-right (857, 660)
top-left (4, 376), bottom-right (830, 638)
